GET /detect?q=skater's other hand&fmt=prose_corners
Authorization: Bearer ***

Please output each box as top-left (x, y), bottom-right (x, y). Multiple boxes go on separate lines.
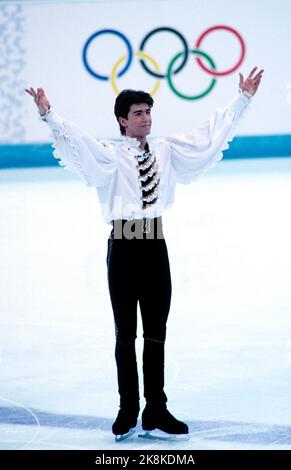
top-left (25, 87), bottom-right (50, 115)
top-left (239, 67), bottom-right (264, 96)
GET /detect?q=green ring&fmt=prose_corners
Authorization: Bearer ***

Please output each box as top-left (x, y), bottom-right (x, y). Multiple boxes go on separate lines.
top-left (167, 49), bottom-right (217, 100)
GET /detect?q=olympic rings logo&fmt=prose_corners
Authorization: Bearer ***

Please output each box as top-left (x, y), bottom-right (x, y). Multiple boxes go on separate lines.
top-left (82, 25), bottom-right (246, 100)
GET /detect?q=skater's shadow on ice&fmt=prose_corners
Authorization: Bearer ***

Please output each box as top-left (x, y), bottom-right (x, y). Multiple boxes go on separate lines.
top-left (0, 406), bottom-right (112, 431)
top-left (0, 406), bottom-right (291, 445)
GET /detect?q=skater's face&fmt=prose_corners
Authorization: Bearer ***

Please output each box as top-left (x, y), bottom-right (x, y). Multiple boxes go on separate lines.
top-left (118, 103), bottom-right (152, 139)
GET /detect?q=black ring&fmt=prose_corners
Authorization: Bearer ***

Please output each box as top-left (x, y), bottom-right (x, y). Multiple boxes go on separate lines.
top-left (139, 27), bottom-right (189, 79)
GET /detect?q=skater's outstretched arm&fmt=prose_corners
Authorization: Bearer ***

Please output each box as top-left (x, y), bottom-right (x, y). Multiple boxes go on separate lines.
top-left (164, 66), bottom-right (264, 184)
top-left (25, 87), bottom-right (118, 187)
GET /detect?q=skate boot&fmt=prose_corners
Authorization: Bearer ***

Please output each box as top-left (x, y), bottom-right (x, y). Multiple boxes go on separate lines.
top-left (139, 404), bottom-right (189, 440)
top-left (112, 407), bottom-right (139, 441)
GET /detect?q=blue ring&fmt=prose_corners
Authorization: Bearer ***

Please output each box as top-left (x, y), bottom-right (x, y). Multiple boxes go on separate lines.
top-left (82, 29), bottom-right (133, 81)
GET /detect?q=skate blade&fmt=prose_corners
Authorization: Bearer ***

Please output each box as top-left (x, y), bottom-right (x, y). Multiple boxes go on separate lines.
top-left (138, 431), bottom-right (190, 442)
top-left (115, 428), bottom-right (136, 442)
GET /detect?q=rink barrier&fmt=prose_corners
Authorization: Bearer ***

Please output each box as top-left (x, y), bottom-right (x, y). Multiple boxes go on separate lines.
top-left (0, 135), bottom-right (291, 169)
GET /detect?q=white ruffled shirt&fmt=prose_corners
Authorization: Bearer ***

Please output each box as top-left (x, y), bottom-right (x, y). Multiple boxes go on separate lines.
top-left (41, 93), bottom-right (250, 224)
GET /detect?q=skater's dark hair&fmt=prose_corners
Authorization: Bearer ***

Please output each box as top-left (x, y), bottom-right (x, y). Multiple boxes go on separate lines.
top-left (114, 89), bottom-right (154, 135)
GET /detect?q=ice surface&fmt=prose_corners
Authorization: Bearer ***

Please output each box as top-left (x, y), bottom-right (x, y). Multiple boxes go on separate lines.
top-left (0, 158), bottom-right (291, 450)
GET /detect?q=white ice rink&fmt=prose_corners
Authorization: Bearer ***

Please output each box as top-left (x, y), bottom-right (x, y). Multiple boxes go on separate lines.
top-left (0, 157), bottom-right (291, 450)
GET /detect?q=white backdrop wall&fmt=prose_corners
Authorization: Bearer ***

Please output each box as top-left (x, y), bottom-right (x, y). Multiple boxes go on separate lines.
top-left (1, 0), bottom-right (291, 143)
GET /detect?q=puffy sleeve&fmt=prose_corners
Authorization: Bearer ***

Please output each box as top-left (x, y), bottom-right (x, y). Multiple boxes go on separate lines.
top-left (165, 93), bottom-right (251, 184)
top-left (40, 109), bottom-right (118, 187)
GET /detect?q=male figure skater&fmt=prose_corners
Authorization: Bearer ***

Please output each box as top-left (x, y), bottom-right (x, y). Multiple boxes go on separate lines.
top-left (26, 66), bottom-right (263, 440)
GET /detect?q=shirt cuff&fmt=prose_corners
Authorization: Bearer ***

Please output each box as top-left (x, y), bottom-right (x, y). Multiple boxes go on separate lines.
top-left (228, 92), bottom-right (251, 118)
top-left (239, 89), bottom-right (253, 100)
top-left (39, 108), bottom-right (63, 128)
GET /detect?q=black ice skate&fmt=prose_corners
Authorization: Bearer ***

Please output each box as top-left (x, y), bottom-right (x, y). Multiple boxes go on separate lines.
top-left (112, 408), bottom-right (139, 442)
top-left (138, 405), bottom-right (189, 441)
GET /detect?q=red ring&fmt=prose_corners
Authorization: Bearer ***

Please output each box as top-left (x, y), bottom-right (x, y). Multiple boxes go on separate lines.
top-left (195, 25), bottom-right (246, 77)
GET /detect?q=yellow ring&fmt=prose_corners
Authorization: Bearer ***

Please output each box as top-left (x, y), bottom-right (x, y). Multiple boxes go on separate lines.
top-left (110, 51), bottom-right (161, 96)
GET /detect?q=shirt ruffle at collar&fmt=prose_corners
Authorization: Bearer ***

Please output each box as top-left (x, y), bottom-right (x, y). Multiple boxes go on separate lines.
top-left (119, 135), bottom-right (156, 154)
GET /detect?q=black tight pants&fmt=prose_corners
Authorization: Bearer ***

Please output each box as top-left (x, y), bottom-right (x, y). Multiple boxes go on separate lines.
top-left (107, 235), bottom-right (172, 410)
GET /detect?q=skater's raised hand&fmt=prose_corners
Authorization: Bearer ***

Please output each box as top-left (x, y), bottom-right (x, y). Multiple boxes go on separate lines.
top-left (239, 67), bottom-right (264, 96)
top-left (25, 87), bottom-right (50, 115)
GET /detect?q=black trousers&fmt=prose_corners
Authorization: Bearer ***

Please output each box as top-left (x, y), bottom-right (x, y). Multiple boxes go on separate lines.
top-left (106, 218), bottom-right (172, 410)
